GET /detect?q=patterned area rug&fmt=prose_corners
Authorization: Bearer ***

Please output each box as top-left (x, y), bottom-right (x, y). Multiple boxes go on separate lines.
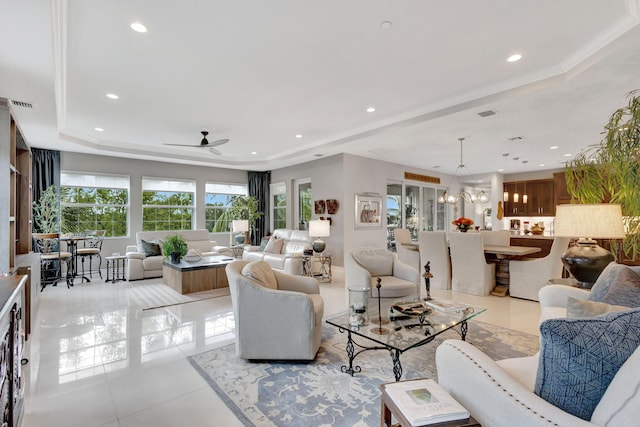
top-left (188, 321), bottom-right (539, 427)
top-left (125, 280), bottom-right (231, 310)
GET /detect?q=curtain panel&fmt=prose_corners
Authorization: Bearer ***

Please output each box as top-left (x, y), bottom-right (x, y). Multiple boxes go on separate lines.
top-left (248, 171), bottom-right (270, 243)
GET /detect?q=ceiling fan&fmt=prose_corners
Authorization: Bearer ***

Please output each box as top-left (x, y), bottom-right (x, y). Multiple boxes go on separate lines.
top-left (164, 131), bottom-right (229, 155)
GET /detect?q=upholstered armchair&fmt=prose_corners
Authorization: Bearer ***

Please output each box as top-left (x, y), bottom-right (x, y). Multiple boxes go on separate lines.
top-left (226, 260), bottom-right (324, 361)
top-left (345, 247), bottom-right (420, 300)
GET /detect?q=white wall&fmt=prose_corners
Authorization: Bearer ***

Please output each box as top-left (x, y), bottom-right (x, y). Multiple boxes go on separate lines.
top-left (61, 152), bottom-right (248, 257)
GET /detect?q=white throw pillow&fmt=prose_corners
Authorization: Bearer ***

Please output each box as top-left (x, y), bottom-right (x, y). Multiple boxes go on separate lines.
top-left (242, 261), bottom-right (278, 289)
top-left (264, 237), bottom-right (284, 254)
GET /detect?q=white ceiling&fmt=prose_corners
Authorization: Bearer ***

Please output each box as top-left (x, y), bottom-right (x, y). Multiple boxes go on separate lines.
top-left (2, 0), bottom-right (640, 178)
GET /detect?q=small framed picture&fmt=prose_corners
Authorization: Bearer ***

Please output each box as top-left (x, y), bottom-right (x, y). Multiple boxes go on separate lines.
top-left (355, 193), bottom-right (382, 229)
top-left (314, 200), bottom-right (326, 214)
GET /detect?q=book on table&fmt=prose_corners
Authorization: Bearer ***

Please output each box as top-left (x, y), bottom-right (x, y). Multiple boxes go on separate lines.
top-left (424, 298), bottom-right (467, 313)
top-left (384, 379), bottom-right (469, 426)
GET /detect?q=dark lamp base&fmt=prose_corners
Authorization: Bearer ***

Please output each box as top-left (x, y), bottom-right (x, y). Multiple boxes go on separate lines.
top-left (312, 240), bottom-right (326, 253)
top-left (561, 241), bottom-right (614, 289)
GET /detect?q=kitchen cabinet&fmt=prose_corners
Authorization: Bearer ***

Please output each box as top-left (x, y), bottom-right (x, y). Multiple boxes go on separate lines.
top-left (503, 179), bottom-right (554, 216)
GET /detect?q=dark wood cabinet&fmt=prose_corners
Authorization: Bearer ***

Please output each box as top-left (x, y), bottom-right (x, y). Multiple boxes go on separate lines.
top-left (503, 179), bottom-right (554, 216)
top-left (554, 172), bottom-right (574, 206)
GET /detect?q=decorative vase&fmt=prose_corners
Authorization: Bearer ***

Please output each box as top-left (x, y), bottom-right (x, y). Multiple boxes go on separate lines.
top-left (458, 224), bottom-right (469, 233)
top-left (170, 251), bottom-right (182, 263)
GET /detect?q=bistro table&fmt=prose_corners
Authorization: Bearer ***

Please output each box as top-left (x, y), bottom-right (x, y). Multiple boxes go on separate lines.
top-left (59, 235), bottom-right (89, 284)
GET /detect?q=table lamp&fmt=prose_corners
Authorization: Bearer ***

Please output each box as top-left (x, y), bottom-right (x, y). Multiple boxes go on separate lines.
top-left (554, 204), bottom-right (625, 288)
top-left (309, 219), bottom-right (330, 254)
top-left (232, 220), bottom-right (249, 245)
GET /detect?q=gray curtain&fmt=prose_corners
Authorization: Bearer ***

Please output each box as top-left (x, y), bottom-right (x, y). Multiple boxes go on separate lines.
top-left (248, 171), bottom-right (270, 243)
top-left (32, 148), bottom-right (61, 232)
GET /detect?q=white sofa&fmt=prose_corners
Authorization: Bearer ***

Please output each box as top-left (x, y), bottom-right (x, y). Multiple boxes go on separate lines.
top-left (125, 229), bottom-right (230, 280)
top-left (242, 229), bottom-right (312, 275)
top-left (436, 262), bottom-right (640, 426)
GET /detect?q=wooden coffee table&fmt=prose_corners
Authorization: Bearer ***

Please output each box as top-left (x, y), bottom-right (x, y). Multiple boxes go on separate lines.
top-left (162, 255), bottom-right (235, 294)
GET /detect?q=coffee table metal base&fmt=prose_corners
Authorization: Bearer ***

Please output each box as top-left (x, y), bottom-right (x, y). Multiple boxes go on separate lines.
top-left (335, 320), bottom-right (470, 382)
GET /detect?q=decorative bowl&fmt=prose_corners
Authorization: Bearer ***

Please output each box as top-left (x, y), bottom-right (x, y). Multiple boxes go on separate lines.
top-left (184, 255), bottom-right (202, 262)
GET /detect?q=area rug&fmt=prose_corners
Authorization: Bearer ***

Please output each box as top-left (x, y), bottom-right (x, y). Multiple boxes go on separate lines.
top-left (125, 280), bottom-right (231, 311)
top-left (188, 321), bottom-right (539, 427)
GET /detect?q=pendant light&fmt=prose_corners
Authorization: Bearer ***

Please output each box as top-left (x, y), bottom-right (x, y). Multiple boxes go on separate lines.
top-left (438, 137), bottom-right (490, 205)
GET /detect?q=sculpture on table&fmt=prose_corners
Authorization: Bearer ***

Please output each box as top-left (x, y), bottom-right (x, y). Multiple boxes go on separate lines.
top-left (423, 261), bottom-right (433, 301)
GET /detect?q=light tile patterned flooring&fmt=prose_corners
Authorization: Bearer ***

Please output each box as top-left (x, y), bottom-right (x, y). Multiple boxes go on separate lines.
top-left (22, 266), bottom-right (540, 427)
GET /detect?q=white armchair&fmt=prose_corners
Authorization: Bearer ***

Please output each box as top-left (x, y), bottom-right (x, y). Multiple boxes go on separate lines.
top-left (417, 231), bottom-right (450, 290)
top-left (226, 260), bottom-right (324, 360)
top-left (449, 233), bottom-right (495, 296)
top-left (345, 247), bottom-right (420, 300)
top-left (509, 237), bottom-right (570, 301)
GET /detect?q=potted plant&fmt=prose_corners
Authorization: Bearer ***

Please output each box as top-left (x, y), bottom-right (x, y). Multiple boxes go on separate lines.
top-left (163, 234), bottom-right (188, 263)
top-left (228, 195), bottom-right (263, 244)
top-left (33, 185), bottom-right (60, 233)
top-left (565, 89), bottom-right (640, 259)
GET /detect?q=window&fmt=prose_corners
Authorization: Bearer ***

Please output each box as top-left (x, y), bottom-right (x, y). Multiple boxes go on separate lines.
top-left (295, 178), bottom-right (311, 230)
top-left (142, 178), bottom-right (196, 231)
top-left (204, 182), bottom-right (248, 232)
top-left (60, 172), bottom-right (129, 237)
top-left (271, 182), bottom-right (287, 230)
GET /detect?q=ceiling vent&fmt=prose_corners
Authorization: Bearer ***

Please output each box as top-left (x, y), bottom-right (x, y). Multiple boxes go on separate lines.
top-left (477, 109), bottom-right (497, 118)
top-left (11, 100), bottom-right (33, 109)
top-left (508, 136), bottom-right (524, 141)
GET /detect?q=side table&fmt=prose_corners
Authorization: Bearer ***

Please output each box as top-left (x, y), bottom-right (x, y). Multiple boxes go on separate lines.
top-left (302, 254), bottom-right (332, 283)
top-left (105, 255), bottom-right (126, 283)
top-left (380, 380), bottom-right (480, 427)
top-left (230, 245), bottom-right (245, 259)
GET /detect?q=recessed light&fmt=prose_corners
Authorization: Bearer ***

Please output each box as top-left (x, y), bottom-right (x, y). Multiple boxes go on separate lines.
top-left (366, 107), bottom-right (376, 113)
top-left (295, 134), bottom-right (302, 139)
top-left (507, 53), bottom-right (522, 62)
top-left (130, 22), bottom-right (148, 33)
top-left (106, 93), bottom-right (119, 99)
top-left (539, 163), bottom-right (545, 167)
top-left (498, 168), bottom-right (504, 172)
top-left (380, 21), bottom-right (392, 30)
top-left (563, 153), bottom-right (572, 157)
top-left (94, 127), bottom-right (104, 132)
top-left (550, 146), bottom-right (559, 150)
top-left (251, 151), bottom-right (257, 155)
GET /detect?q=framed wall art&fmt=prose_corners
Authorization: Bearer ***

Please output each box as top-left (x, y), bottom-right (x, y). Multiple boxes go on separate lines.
top-left (355, 193), bottom-right (382, 229)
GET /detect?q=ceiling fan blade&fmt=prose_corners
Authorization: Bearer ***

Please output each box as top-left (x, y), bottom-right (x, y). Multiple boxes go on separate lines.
top-left (208, 147), bottom-right (222, 155)
top-left (164, 143), bottom-right (206, 147)
top-left (208, 138), bottom-right (229, 147)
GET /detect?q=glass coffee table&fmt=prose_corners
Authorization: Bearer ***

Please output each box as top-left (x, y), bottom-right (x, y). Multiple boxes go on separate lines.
top-left (325, 300), bottom-right (486, 381)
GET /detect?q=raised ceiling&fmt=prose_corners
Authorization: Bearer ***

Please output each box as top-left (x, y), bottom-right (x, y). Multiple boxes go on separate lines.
top-left (2, 0), bottom-right (640, 176)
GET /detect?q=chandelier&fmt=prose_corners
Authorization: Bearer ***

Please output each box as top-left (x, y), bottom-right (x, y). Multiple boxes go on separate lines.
top-left (437, 137), bottom-right (490, 205)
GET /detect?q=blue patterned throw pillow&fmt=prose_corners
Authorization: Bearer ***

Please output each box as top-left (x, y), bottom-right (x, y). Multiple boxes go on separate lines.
top-left (534, 308), bottom-right (640, 420)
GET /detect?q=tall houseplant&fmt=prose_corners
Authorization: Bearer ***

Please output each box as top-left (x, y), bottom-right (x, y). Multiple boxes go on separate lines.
top-left (227, 195), bottom-right (263, 244)
top-left (565, 89), bottom-right (640, 259)
top-left (33, 185), bottom-right (60, 233)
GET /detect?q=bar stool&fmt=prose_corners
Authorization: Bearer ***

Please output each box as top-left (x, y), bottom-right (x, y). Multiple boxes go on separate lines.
top-left (33, 232), bottom-right (74, 290)
top-left (76, 230), bottom-right (105, 282)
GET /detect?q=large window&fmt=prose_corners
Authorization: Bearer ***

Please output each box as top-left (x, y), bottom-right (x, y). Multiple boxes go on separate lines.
top-left (295, 179), bottom-right (311, 230)
top-left (204, 183), bottom-right (248, 232)
top-left (60, 172), bottom-right (129, 237)
top-left (271, 182), bottom-right (287, 230)
top-left (142, 178), bottom-right (195, 231)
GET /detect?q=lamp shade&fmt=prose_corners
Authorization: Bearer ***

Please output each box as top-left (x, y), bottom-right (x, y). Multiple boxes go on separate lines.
top-left (554, 204), bottom-right (625, 239)
top-left (232, 220), bottom-right (249, 233)
top-left (554, 204), bottom-right (625, 288)
top-left (308, 220), bottom-right (330, 238)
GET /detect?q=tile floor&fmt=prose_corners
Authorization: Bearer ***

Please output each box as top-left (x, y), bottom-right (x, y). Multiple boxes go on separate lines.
top-left (22, 265), bottom-right (541, 427)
